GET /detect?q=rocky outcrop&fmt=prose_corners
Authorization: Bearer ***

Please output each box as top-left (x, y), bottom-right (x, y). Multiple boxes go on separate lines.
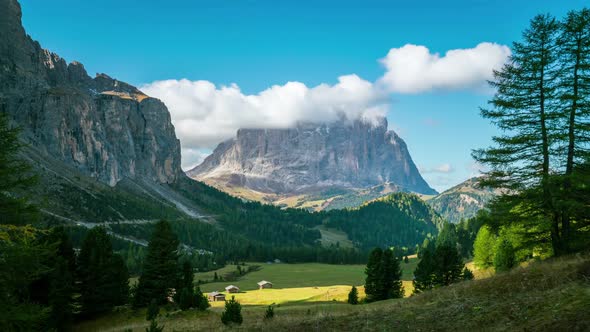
top-left (0, 0), bottom-right (181, 186)
top-left (188, 117), bottom-right (437, 195)
top-left (427, 177), bottom-right (500, 223)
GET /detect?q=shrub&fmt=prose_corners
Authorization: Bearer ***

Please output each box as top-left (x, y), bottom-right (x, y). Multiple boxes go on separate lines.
top-left (462, 267), bottom-right (474, 280)
top-left (146, 299), bottom-right (159, 321)
top-left (264, 305), bottom-right (275, 319)
top-left (221, 296), bottom-right (242, 325)
top-left (347, 286), bottom-right (359, 305)
top-left (494, 238), bottom-right (516, 272)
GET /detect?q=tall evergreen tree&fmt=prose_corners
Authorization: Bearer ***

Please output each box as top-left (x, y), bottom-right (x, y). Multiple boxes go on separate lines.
top-left (0, 112), bottom-right (38, 225)
top-left (134, 220), bottom-right (180, 307)
top-left (473, 14), bottom-right (562, 253)
top-left (48, 257), bottom-right (74, 332)
top-left (413, 243), bottom-right (436, 293)
top-left (556, 8), bottom-right (590, 251)
top-left (78, 227), bottom-right (129, 316)
top-left (364, 247), bottom-right (383, 302)
top-left (379, 249), bottom-right (404, 300)
top-left (433, 244), bottom-right (464, 286)
top-left (347, 286), bottom-right (359, 305)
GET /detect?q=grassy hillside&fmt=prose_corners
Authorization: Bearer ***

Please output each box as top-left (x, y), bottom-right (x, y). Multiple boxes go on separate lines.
top-left (75, 254), bottom-right (590, 331)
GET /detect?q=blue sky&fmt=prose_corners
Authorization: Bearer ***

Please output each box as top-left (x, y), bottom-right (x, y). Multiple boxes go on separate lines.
top-left (20, 0), bottom-right (588, 191)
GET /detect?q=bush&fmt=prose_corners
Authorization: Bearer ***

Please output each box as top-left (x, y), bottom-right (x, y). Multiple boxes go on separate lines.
top-left (264, 305), bottom-right (274, 319)
top-left (462, 267), bottom-right (474, 280)
top-left (145, 319), bottom-right (164, 332)
top-left (347, 286), bottom-right (359, 305)
top-left (146, 299), bottom-right (159, 321)
top-left (221, 296), bottom-right (243, 325)
top-left (194, 286), bottom-right (210, 311)
top-left (494, 238), bottom-right (516, 272)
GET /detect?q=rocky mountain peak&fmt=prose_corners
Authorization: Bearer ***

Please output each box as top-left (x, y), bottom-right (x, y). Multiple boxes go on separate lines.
top-left (0, 0), bottom-right (182, 186)
top-left (189, 116), bottom-right (437, 196)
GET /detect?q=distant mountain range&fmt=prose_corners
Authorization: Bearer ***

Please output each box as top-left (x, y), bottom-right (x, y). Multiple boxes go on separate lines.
top-left (426, 177), bottom-right (500, 223)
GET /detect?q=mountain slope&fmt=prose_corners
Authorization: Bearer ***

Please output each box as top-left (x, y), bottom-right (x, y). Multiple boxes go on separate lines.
top-left (427, 177), bottom-right (500, 223)
top-left (188, 117), bottom-right (437, 206)
top-left (1, 0), bottom-right (441, 260)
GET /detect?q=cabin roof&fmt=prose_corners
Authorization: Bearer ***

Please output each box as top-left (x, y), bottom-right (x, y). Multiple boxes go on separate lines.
top-left (257, 280), bottom-right (272, 286)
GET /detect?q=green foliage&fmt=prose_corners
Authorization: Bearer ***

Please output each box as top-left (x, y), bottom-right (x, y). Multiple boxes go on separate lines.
top-left (221, 296), bottom-right (243, 326)
top-left (0, 225), bottom-right (51, 331)
top-left (134, 220), bottom-right (179, 307)
top-left (326, 193), bottom-right (443, 250)
top-left (364, 248), bottom-right (403, 302)
top-left (413, 241), bottom-right (464, 293)
top-left (178, 287), bottom-right (193, 311)
top-left (474, 9), bottom-right (590, 256)
top-left (145, 319), bottom-right (164, 332)
top-left (433, 244), bottom-right (464, 286)
top-left (462, 267), bottom-right (475, 281)
top-left (193, 286), bottom-right (210, 311)
top-left (146, 299), bottom-right (160, 321)
top-left (494, 238), bottom-right (516, 272)
top-left (264, 305), bottom-right (275, 319)
top-left (413, 243), bottom-right (436, 293)
top-left (47, 257), bottom-right (74, 331)
top-left (474, 226), bottom-right (497, 269)
top-left (347, 286), bottom-right (359, 305)
top-left (78, 227), bottom-right (129, 316)
top-left (0, 112), bottom-right (38, 225)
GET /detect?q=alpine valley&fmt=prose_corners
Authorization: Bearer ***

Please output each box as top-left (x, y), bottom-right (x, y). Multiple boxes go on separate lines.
top-left (0, 0), bottom-right (457, 262)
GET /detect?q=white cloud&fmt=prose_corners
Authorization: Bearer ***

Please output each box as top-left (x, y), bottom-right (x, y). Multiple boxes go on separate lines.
top-left (142, 74), bottom-right (389, 151)
top-left (378, 42), bottom-right (511, 93)
top-left (419, 163), bottom-right (455, 174)
top-left (141, 42), bottom-right (511, 170)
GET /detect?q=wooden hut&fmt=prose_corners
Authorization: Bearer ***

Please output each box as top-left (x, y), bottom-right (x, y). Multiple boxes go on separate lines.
top-left (257, 280), bottom-right (273, 289)
top-left (208, 291), bottom-right (226, 302)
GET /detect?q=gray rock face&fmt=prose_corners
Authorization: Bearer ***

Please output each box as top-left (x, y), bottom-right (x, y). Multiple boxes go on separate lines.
top-left (0, 0), bottom-right (181, 186)
top-left (188, 117), bottom-right (437, 195)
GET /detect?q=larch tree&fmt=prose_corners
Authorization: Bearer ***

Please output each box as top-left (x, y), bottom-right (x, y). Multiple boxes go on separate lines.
top-left (473, 14), bottom-right (563, 253)
top-left (556, 8), bottom-right (590, 251)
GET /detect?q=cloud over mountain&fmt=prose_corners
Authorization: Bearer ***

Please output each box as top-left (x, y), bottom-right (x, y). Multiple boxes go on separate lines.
top-left (141, 43), bottom-right (510, 169)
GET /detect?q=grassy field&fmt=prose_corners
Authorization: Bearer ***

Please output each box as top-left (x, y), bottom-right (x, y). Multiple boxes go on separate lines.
top-left (198, 258), bottom-right (419, 293)
top-left (74, 254), bottom-right (590, 331)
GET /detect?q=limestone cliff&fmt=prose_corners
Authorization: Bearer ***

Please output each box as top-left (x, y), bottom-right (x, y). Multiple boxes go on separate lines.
top-left (0, 0), bottom-right (181, 186)
top-left (188, 117), bottom-right (437, 195)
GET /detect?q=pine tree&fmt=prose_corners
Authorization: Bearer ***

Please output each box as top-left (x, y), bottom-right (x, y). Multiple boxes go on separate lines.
top-left (380, 249), bottom-right (404, 299)
top-left (364, 248), bottom-right (383, 302)
top-left (433, 244), bottom-right (464, 286)
top-left (221, 296), bottom-right (243, 325)
top-left (48, 257), bottom-right (73, 332)
top-left (78, 227), bottom-right (129, 316)
top-left (0, 112), bottom-right (38, 225)
top-left (473, 14), bottom-right (562, 253)
top-left (347, 286), bottom-right (359, 305)
top-left (413, 244), bottom-right (436, 293)
top-left (145, 319), bottom-right (164, 332)
top-left (134, 220), bottom-right (179, 307)
top-left (194, 286), bottom-right (210, 311)
top-left (179, 287), bottom-right (193, 311)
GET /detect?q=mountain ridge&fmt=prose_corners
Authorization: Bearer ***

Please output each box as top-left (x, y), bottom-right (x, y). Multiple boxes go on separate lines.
top-left (188, 117), bottom-right (437, 207)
